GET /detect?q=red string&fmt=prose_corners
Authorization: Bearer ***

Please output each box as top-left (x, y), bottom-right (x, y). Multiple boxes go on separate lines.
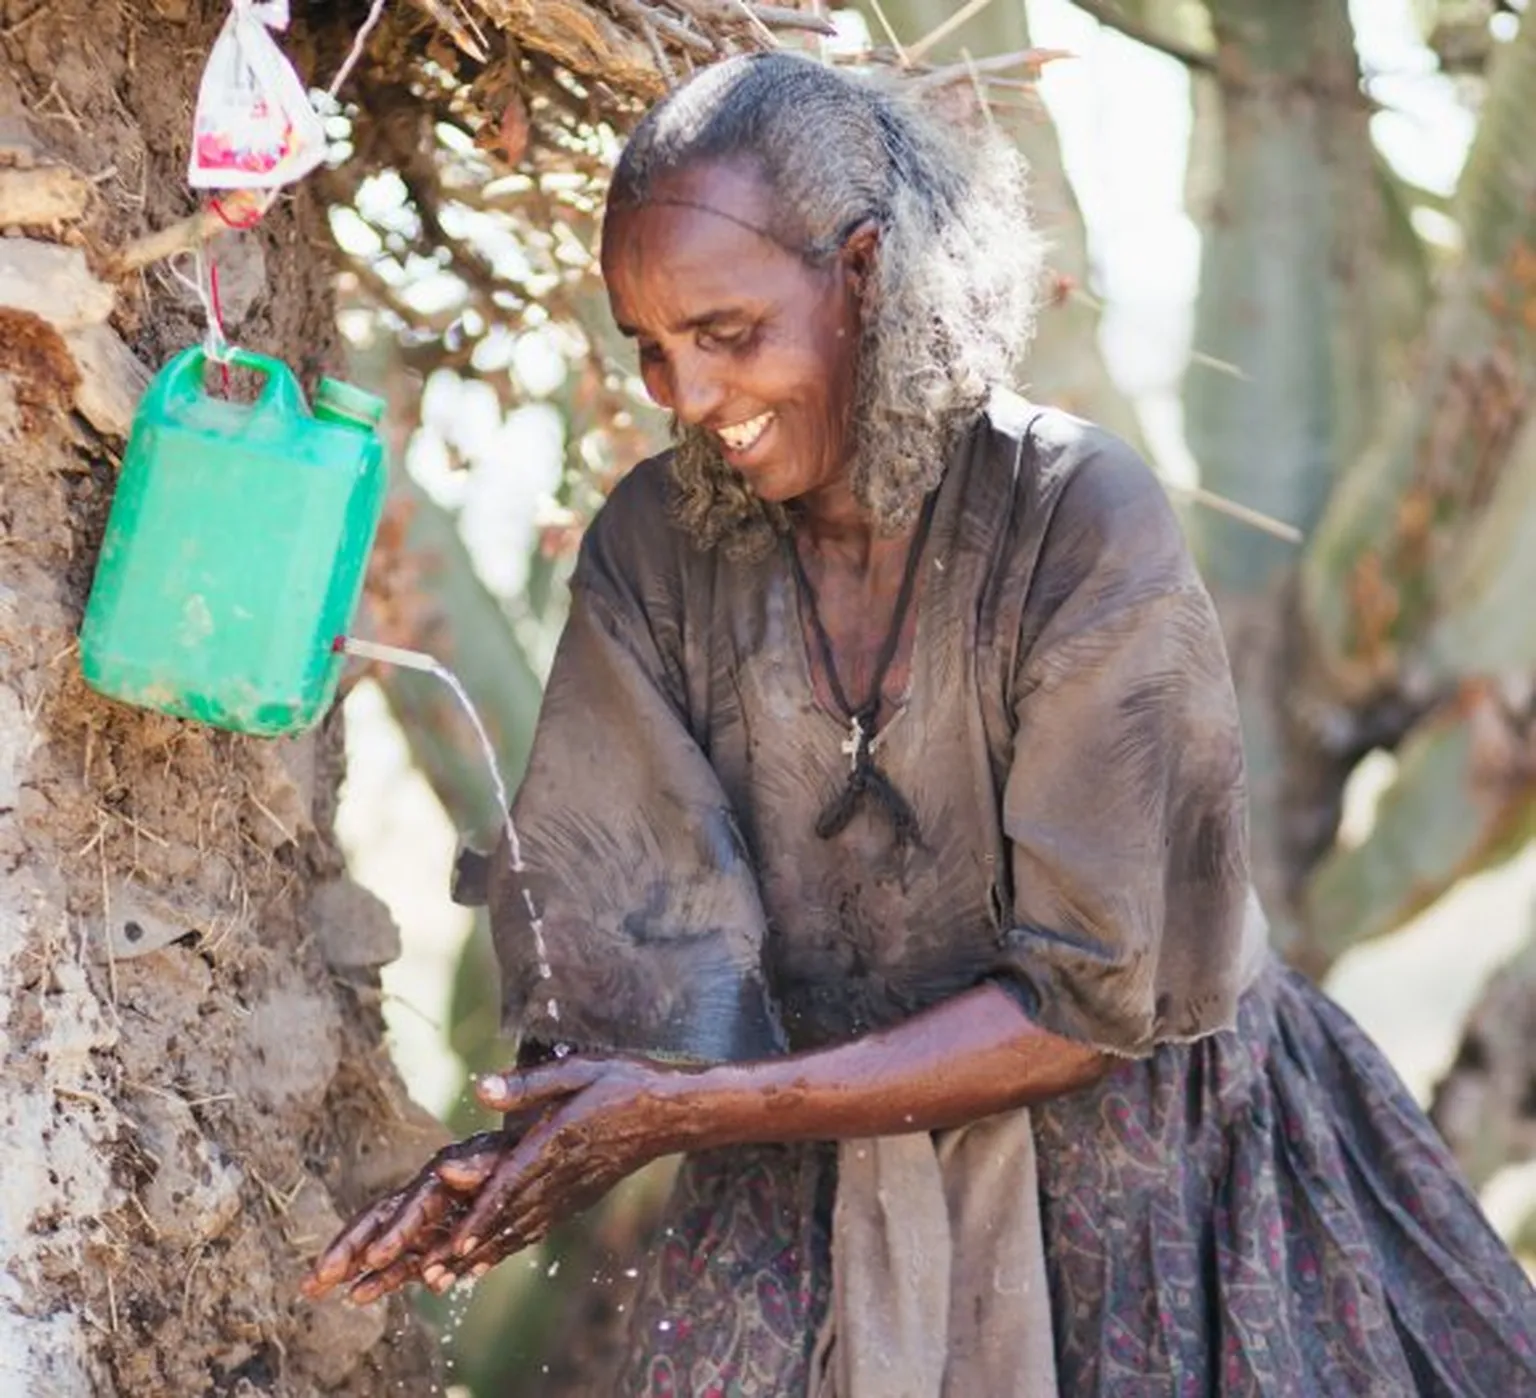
top-left (208, 257), bottom-right (231, 393)
top-left (209, 193), bottom-right (265, 231)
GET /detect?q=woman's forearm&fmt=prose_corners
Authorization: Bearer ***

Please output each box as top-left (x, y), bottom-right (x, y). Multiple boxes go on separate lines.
top-left (658, 982), bottom-right (1109, 1152)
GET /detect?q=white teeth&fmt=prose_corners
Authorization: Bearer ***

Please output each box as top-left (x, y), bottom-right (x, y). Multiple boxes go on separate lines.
top-left (718, 411), bottom-right (773, 452)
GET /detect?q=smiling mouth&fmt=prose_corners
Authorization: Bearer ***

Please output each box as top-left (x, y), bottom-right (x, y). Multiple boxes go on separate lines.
top-left (717, 411), bottom-right (774, 454)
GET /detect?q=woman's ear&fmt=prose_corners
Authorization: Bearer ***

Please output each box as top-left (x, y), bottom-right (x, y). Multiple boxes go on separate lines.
top-left (839, 220), bottom-right (880, 301)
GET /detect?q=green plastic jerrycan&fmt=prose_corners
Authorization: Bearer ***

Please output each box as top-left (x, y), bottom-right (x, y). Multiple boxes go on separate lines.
top-left (79, 346), bottom-right (389, 737)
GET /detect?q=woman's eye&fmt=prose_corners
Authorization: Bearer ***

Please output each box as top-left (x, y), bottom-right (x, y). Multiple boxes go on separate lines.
top-left (699, 325), bottom-right (754, 353)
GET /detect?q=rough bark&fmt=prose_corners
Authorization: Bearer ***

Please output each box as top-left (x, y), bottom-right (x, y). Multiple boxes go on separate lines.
top-left (0, 4), bottom-right (442, 1392)
top-left (1301, 8), bottom-right (1536, 701)
top-left (1294, 12), bottom-right (1536, 957)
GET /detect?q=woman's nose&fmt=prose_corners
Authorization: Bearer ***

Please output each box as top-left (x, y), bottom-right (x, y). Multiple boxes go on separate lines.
top-left (666, 353), bottom-right (726, 427)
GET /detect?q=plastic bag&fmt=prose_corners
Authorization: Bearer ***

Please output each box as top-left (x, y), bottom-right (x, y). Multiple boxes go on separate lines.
top-left (188, 0), bottom-right (326, 190)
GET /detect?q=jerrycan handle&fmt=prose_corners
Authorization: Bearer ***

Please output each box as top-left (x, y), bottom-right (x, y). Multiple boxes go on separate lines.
top-left (156, 345), bottom-right (308, 417)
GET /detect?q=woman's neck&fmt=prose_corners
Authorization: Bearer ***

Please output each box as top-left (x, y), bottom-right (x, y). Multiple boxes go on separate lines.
top-left (793, 478), bottom-right (909, 574)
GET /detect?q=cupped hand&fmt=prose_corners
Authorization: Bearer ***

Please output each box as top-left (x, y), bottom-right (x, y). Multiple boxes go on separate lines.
top-left (300, 1129), bottom-right (511, 1303)
top-left (442, 1054), bottom-right (685, 1279)
top-left (300, 1055), bottom-right (684, 1302)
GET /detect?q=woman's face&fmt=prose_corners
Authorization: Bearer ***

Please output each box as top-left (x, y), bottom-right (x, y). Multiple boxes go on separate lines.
top-left (601, 158), bottom-right (872, 510)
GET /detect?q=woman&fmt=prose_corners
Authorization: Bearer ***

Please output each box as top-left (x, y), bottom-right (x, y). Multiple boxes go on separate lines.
top-left (305, 54), bottom-right (1536, 1394)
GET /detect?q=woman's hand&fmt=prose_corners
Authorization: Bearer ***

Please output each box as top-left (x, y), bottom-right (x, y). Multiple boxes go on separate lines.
top-left (300, 1055), bottom-right (685, 1302)
top-left (302, 986), bottom-right (1104, 1303)
top-left (299, 1129), bottom-right (513, 1303)
top-left (442, 1055), bottom-right (686, 1279)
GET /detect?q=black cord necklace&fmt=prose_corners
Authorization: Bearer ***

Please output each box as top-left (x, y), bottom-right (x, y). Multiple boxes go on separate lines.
top-left (787, 491), bottom-right (938, 849)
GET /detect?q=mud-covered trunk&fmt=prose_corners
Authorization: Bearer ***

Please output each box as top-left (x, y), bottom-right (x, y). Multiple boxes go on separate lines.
top-left (0, 4), bottom-right (441, 1393)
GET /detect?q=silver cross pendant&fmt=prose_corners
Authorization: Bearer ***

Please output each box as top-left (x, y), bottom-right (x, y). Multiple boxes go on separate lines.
top-left (841, 715), bottom-right (866, 772)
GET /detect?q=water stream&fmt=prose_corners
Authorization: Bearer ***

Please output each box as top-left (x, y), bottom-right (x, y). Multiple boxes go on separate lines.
top-left (337, 635), bottom-right (559, 1022)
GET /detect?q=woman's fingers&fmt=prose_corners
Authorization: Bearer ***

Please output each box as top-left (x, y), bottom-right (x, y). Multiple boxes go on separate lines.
top-left (347, 1249), bottom-right (429, 1306)
top-left (301, 1189), bottom-right (408, 1298)
top-left (358, 1175), bottom-right (460, 1274)
top-left (448, 1116), bottom-right (558, 1258)
top-left (301, 1131), bottom-right (510, 1300)
top-left (474, 1057), bottom-right (607, 1115)
top-left (500, 1158), bottom-right (612, 1251)
top-left (345, 1242), bottom-right (484, 1306)
top-left (432, 1130), bottom-right (511, 1187)
top-left (457, 1225), bottom-right (530, 1278)
top-left (419, 1254), bottom-right (466, 1294)
top-left (450, 1158), bottom-right (609, 1281)
top-left (355, 1141), bottom-right (498, 1274)
top-left (302, 1101), bottom-right (624, 1302)
top-left (435, 1145), bottom-right (502, 1192)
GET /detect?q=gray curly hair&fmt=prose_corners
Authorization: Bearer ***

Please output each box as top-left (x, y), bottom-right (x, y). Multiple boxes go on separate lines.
top-left (608, 52), bottom-right (1044, 556)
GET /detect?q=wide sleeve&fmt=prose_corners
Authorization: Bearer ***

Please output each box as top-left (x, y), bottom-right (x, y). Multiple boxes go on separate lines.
top-left (994, 434), bottom-right (1255, 1057)
top-left (488, 459), bottom-right (784, 1065)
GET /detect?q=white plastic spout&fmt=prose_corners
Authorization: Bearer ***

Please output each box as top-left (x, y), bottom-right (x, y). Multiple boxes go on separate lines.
top-left (333, 634), bottom-right (441, 674)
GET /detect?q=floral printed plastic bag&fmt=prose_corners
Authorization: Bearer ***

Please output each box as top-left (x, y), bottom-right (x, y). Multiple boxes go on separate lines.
top-left (188, 0), bottom-right (326, 190)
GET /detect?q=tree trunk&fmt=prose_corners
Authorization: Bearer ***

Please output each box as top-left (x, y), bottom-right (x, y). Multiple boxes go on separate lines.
top-left (879, 0), bottom-right (1141, 440)
top-left (1429, 922), bottom-right (1536, 1190)
top-left (0, 5), bottom-right (441, 1392)
top-left (1295, 10), bottom-right (1536, 959)
top-left (1181, 0), bottom-right (1394, 969)
top-left (1301, 8), bottom-right (1536, 697)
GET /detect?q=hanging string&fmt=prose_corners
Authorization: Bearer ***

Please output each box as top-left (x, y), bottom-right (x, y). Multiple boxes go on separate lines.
top-left (788, 491), bottom-right (938, 850)
top-left (206, 254), bottom-right (232, 391)
top-left (166, 246), bottom-right (233, 387)
top-left (324, 0), bottom-right (389, 103)
top-left (200, 0), bottom-right (391, 247)
top-left (175, 0), bottom-right (390, 366)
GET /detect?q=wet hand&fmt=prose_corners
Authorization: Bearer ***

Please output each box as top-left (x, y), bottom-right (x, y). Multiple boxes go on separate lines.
top-left (300, 1130), bottom-right (513, 1304)
top-left (443, 1055), bottom-right (683, 1279)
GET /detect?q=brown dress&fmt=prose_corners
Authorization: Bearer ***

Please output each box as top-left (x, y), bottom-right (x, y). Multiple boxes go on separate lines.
top-left (489, 393), bottom-right (1536, 1395)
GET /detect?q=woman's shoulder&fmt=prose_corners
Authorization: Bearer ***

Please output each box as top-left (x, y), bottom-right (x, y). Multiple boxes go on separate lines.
top-left (984, 391), bottom-right (1165, 514)
top-left (982, 390), bottom-right (1187, 568)
top-left (588, 450), bottom-right (680, 541)
top-left (575, 450), bottom-right (692, 595)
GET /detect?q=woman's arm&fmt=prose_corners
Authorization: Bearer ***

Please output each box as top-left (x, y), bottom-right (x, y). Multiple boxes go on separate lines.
top-left (301, 985), bottom-right (1106, 1302)
top-left (451, 986), bottom-right (1105, 1262)
top-left (634, 981), bottom-right (1106, 1152)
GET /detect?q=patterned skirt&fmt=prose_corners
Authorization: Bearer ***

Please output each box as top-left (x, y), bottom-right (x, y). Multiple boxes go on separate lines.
top-left (616, 965), bottom-right (1536, 1396)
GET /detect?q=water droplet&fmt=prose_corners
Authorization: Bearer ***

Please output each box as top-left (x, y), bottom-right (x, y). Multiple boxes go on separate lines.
top-left (658, 1319), bottom-right (672, 1332)
top-left (624, 1267), bottom-right (638, 1279)
top-left (547, 1259), bottom-right (561, 1277)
